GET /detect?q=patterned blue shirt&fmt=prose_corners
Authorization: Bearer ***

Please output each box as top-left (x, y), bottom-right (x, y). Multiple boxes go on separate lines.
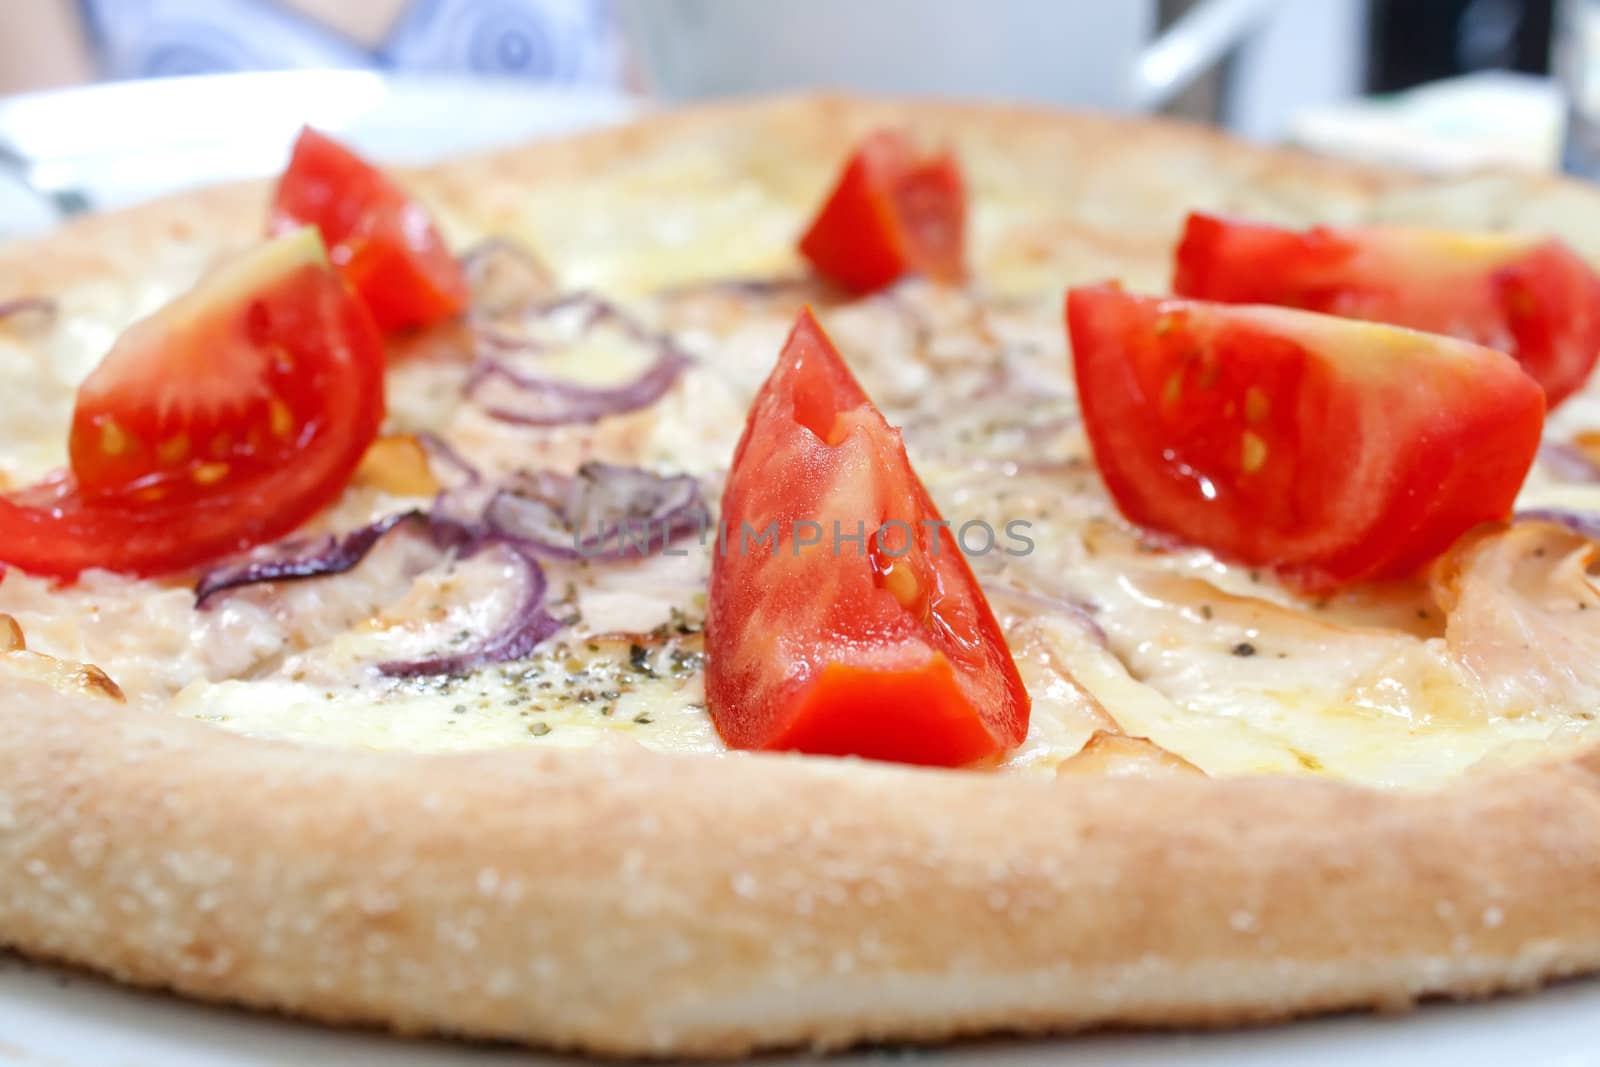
top-left (81, 0), bottom-right (622, 85)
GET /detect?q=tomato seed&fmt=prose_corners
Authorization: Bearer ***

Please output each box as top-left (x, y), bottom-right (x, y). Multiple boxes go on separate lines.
top-left (157, 435), bottom-right (189, 464)
top-left (1241, 431), bottom-right (1267, 473)
top-left (192, 462), bottom-right (230, 486)
top-left (1245, 386), bottom-right (1270, 424)
top-left (98, 419), bottom-right (130, 456)
top-left (269, 397), bottom-right (294, 438)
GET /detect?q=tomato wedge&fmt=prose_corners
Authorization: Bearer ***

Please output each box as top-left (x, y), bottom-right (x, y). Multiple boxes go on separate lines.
top-left (3, 229), bottom-right (384, 579)
top-left (270, 126), bottom-right (468, 333)
top-left (706, 308), bottom-right (1028, 766)
top-left (1173, 212), bottom-right (1600, 408)
top-left (1066, 284), bottom-right (1544, 592)
top-left (797, 129), bottom-right (966, 294)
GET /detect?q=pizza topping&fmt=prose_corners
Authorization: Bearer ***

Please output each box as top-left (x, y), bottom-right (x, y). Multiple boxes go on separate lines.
top-left (798, 129), bottom-right (966, 294)
top-left (68, 228), bottom-right (382, 502)
top-left (706, 308), bottom-right (1029, 766)
top-left (658, 275), bottom-right (818, 303)
top-left (1173, 213), bottom-right (1600, 407)
top-left (1055, 731), bottom-right (1205, 777)
top-left (195, 505), bottom-right (564, 677)
top-left (1431, 520), bottom-right (1600, 717)
top-left (0, 229), bottom-right (386, 580)
top-left (486, 462), bottom-right (705, 561)
top-left (466, 293), bottom-right (693, 426)
top-left (1067, 284), bottom-right (1545, 593)
top-left (375, 536), bottom-right (564, 678)
top-left (0, 613), bottom-right (22, 651)
top-left (472, 349), bottom-right (693, 427)
top-left (3, 647), bottom-right (125, 702)
top-left (195, 510), bottom-right (427, 607)
top-left (1539, 440), bottom-right (1600, 483)
top-left (981, 581), bottom-right (1107, 647)
top-left (460, 236), bottom-right (558, 326)
top-left (194, 459), bottom-right (703, 673)
top-left (0, 296), bottom-right (55, 322)
top-left (1, 614), bottom-right (125, 700)
top-left (1515, 506), bottom-right (1600, 540)
top-left (271, 126), bottom-right (468, 333)
top-left (352, 435), bottom-right (442, 497)
top-left (21, 105), bottom-right (1600, 808)
top-left (196, 462), bottom-right (701, 603)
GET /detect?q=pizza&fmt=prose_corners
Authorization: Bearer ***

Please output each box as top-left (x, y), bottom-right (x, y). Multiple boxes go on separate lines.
top-left (6, 96), bottom-right (1600, 1057)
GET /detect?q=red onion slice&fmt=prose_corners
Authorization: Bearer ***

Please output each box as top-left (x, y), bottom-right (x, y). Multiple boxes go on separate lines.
top-left (1539, 441), bottom-right (1600, 483)
top-left (466, 291), bottom-right (693, 426)
top-left (472, 324), bottom-right (550, 357)
top-left (1515, 508), bottom-right (1600, 540)
top-left (468, 290), bottom-right (604, 356)
top-left (484, 491), bottom-right (569, 548)
top-left (194, 509), bottom-right (564, 677)
top-left (415, 431), bottom-right (483, 488)
top-left (192, 461), bottom-right (703, 673)
top-left (194, 511), bottom-right (426, 607)
top-left (486, 462), bottom-right (706, 560)
top-left (980, 580), bottom-right (1108, 646)
top-left (460, 237), bottom-right (556, 319)
top-left (0, 296), bottom-right (55, 321)
top-left (472, 353), bottom-right (693, 427)
top-left (656, 275), bottom-right (818, 300)
top-left (377, 536), bottom-right (564, 677)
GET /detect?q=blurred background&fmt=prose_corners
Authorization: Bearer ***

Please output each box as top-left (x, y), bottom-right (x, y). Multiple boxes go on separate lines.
top-left (0, 0), bottom-right (1591, 237)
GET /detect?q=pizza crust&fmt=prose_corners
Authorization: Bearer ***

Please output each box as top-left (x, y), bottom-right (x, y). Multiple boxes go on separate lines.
top-left (0, 95), bottom-right (1398, 301)
top-left (7, 671), bottom-right (1600, 1056)
top-left (6, 96), bottom-right (1600, 1056)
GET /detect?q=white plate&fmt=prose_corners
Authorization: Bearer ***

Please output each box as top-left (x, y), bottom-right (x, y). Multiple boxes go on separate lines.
top-left (4, 952), bottom-right (1600, 1066)
top-left (1, 73), bottom-right (1598, 1065)
top-left (0, 70), bottom-right (640, 238)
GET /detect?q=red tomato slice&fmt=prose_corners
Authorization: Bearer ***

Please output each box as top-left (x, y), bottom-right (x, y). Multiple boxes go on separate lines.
top-left (1066, 284), bottom-right (1545, 592)
top-left (71, 229), bottom-right (372, 500)
top-left (1174, 212), bottom-right (1600, 408)
top-left (797, 130), bottom-right (966, 294)
top-left (706, 308), bottom-right (1028, 766)
top-left (4, 229), bottom-right (384, 579)
top-left (270, 126), bottom-right (468, 334)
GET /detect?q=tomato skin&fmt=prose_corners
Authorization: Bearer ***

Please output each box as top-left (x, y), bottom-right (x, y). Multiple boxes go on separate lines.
top-left (797, 130), bottom-right (966, 294)
top-left (771, 659), bottom-right (1004, 765)
top-left (0, 474), bottom-right (313, 581)
top-left (1173, 212), bottom-right (1600, 407)
top-left (707, 308), bottom-right (1027, 766)
top-left (70, 229), bottom-right (376, 501)
top-left (3, 232), bottom-right (385, 580)
top-left (270, 127), bottom-right (467, 333)
top-left (1066, 284), bottom-right (1545, 593)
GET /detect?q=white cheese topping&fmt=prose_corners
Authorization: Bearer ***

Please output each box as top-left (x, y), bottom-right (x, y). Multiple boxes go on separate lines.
top-left (5, 206), bottom-right (1600, 788)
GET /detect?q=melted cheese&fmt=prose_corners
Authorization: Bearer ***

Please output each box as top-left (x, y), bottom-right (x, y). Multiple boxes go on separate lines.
top-left (5, 165), bottom-right (1600, 790)
top-left (171, 634), bottom-right (716, 755)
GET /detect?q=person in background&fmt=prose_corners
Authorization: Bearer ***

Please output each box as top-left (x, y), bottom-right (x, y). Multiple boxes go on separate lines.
top-left (0, 0), bottom-right (623, 94)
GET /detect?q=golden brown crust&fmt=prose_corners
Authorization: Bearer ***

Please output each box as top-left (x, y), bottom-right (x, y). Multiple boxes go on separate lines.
top-left (7, 673), bottom-right (1600, 1056)
top-left (0, 94), bottom-right (1417, 296)
top-left (6, 95), bottom-right (1600, 1057)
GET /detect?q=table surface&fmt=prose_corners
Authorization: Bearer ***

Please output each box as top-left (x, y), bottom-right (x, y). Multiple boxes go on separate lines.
top-left (0, 70), bottom-right (639, 239)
